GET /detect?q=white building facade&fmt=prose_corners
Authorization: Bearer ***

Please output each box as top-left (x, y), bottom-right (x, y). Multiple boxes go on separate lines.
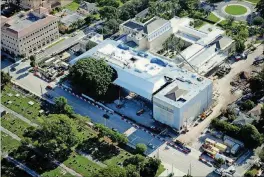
top-left (120, 17), bottom-right (172, 51)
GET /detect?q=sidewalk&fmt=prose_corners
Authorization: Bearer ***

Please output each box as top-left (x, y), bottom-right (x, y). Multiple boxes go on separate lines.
top-left (158, 162), bottom-right (186, 177)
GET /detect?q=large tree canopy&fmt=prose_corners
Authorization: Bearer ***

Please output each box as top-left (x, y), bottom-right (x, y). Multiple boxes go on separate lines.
top-left (256, 0), bottom-right (264, 18)
top-left (92, 165), bottom-right (126, 177)
top-left (25, 114), bottom-right (81, 159)
top-left (69, 58), bottom-right (116, 99)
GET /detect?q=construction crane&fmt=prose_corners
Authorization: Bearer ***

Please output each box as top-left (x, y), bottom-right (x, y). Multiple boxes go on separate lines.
top-left (175, 48), bottom-right (199, 75)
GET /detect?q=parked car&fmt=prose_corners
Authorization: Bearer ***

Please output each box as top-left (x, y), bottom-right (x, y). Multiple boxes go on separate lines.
top-left (103, 114), bottom-right (109, 119)
top-left (45, 85), bottom-right (53, 90)
top-left (136, 109), bottom-right (144, 116)
top-left (214, 168), bottom-right (223, 176)
top-left (44, 93), bottom-right (53, 99)
top-left (253, 56), bottom-right (264, 65)
top-left (148, 143), bottom-right (155, 149)
top-left (112, 128), bottom-right (118, 132)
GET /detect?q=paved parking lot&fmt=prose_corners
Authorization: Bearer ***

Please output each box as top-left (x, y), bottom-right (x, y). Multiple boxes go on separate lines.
top-left (149, 143), bottom-right (215, 176)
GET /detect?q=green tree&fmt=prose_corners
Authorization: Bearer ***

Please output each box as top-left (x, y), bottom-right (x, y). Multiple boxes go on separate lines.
top-left (92, 165), bottom-right (126, 177)
top-left (256, 0), bottom-right (264, 18)
top-left (135, 143), bottom-right (147, 155)
top-left (29, 55), bottom-right (36, 67)
top-left (95, 123), bottom-right (128, 144)
top-left (253, 16), bottom-right (264, 26)
top-left (54, 96), bottom-right (73, 115)
top-left (140, 157), bottom-right (161, 177)
top-left (69, 58), bottom-right (116, 99)
top-left (86, 41), bottom-right (97, 51)
top-left (25, 114), bottom-right (81, 159)
top-left (99, 6), bottom-right (119, 20)
top-left (123, 154), bottom-right (145, 170)
top-left (249, 74), bottom-right (264, 93)
top-left (125, 165), bottom-right (141, 177)
top-left (239, 124), bottom-right (263, 148)
top-left (235, 38), bottom-right (246, 53)
top-left (1, 71), bottom-right (11, 87)
top-left (241, 100), bottom-right (255, 110)
top-left (226, 15), bottom-right (235, 26)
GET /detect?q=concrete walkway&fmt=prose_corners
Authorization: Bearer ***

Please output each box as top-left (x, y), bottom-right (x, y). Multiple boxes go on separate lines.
top-left (3, 154), bottom-right (41, 177)
top-left (0, 126), bottom-right (83, 177)
top-left (0, 126), bottom-right (21, 141)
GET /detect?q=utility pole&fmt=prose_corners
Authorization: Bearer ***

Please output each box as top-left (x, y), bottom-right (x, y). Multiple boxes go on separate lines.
top-left (40, 84), bottom-right (43, 98)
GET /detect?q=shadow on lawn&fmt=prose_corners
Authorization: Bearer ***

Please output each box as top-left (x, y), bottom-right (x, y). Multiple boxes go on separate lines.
top-left (77, 137), bottom-right (120, 162)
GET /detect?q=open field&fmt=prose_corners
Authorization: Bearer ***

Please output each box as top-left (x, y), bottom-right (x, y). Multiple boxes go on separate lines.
top-left (225, 5), bottom-right (247, 15)
top-left (64, 1), bottom-right (80, 11)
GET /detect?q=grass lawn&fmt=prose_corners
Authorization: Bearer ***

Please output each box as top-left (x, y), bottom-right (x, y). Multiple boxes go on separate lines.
top-left (64, 1), bottom-right (80, 11)
top-left (1, 132), bottom-right (21, 154)
top-left (1, 114), bottom-right (31, 138)
top-left (46, 38), bottom-right (65, 49)
top-left (1, 85), bottom-right (44, 124)
top-left (225, 5), bottom-right (247, 15)
top-left (103, 150), bottom-right (132, 166)
top-left (155, 164), bottom-right (166, 177)
top-left (42, 167), bottom-right (75, 177)
top-left (63, 152), bottom-right (102, 176)
top-left (207, 13), bottom-right (220, 23)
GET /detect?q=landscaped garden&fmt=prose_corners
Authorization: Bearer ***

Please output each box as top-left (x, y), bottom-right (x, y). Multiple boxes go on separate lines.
top-left (225, 5), bottom-right (247, 15)
top-left (207, 13), bottom-right (221, 23)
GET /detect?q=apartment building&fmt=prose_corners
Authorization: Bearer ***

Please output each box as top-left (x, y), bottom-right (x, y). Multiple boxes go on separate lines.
top-left (1, 7), bottom-right (59, 58)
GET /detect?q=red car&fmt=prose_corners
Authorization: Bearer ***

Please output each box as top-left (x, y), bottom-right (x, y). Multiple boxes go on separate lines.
top-left (45, 85), bottom-right (53, 90)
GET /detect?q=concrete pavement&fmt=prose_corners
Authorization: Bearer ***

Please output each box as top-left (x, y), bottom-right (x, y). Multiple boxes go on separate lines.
top-left (4, 155), bottom-right (41, 177)
top-left (150, 143), bottom-right (214, 176)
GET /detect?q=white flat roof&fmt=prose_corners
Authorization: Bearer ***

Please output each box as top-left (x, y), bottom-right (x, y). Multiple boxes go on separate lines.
top-left (70, 39), bottom-right (211, 101)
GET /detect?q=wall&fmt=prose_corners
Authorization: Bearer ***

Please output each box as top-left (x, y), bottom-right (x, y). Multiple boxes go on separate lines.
top-left (1, 18), bottom-right (59, 57)
top-left (147, 27), bottom-right (172, 52)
